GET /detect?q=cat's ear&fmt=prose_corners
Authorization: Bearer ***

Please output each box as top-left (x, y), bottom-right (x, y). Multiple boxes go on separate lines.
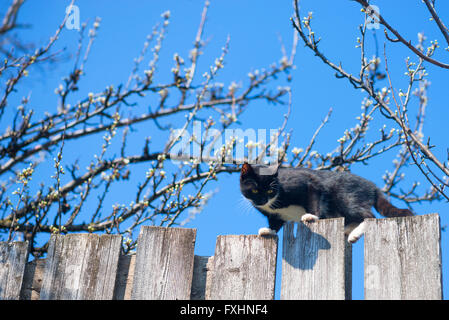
top-left (241, 163), bottom-right (255, 179)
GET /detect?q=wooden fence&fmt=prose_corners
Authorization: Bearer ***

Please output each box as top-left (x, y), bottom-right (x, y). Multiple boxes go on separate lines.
top-left (0, 213), bottom-right (443, 300)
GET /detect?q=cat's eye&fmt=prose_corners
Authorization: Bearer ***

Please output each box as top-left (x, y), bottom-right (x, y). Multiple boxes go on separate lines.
top-left (267, 189), bottom-right (273, 194)
top-left (251, 189), bottom-right (258, 194)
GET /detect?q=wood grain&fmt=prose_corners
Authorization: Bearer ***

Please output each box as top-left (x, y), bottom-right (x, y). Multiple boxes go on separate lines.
top-left (0, 241), bottom-right (28, 300)
top-left (39, 233), bottom-right (122, 300)
top-left (206, 234), bottom-right (278, 300)
top-left (281, 218), bottom-right (351, 300)
top-left (20, 258), bottom-right (45, 300)
top-left (113, 253), bottom-right (136, 300)
top-left (190, 255), bottom-right (213, 300)
top-left (131, 226), bottom-right (196, 300)
top-left (364, 214), bottom-right (442, 300)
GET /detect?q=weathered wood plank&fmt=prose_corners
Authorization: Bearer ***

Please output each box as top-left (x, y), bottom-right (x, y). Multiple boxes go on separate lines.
top-left (21, 253), bottom-right (137, 301)
top-left (40, 233), bottom-right (122, 300)
top-left (113, 253), bottom-right (136, 300)
top-left (206, 235), bottom-right (278, 300)
top-left (344, 239), bottom-right (352, 300)
top-left (364, 214), bottom-right (442, 300)
top-left (131, 226), bottom-right (196, 300)
top-left (20, 258), bottom-right (46, 300)
top-left (281, 218), bottom-right (351, 300)
top-left (190, 255), bottom-right (213, 300)
top-left (205, 256), bottom-right (214, 299)
top-left (0, 241), bottom-right (28, 300)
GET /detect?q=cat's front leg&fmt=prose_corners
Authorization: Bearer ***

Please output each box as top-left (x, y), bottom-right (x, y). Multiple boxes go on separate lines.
top-left (304, 184), bottom-right (320, 223)
top-left (259, 214), bottom-right (284, 237)
top-left (346, 221), bottom-right (366, 243)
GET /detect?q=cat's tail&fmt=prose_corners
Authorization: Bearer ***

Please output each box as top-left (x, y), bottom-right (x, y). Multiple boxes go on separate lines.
top-left (374, 190), bottom-right (414, 217)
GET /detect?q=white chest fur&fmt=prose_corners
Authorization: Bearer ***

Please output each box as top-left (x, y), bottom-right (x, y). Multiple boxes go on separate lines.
top-left (256, 197), bottom-right (307, 222)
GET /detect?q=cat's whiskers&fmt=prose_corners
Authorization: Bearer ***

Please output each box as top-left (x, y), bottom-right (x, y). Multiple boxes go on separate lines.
top-left (271, 197), bottom-right (282, 209)
top-left (237, 194), bottom-right (255, 216)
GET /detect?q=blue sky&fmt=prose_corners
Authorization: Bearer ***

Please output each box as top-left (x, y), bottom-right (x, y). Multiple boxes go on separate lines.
top-left (4, 0), bottom-right (449, 299)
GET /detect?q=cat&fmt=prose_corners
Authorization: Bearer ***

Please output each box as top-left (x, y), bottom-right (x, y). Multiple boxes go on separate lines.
top-left (239, 163), bottom-right (413, 243)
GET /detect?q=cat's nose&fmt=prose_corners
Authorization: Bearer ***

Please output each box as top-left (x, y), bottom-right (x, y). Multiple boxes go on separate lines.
top-left (253, 199), bottom-right (267, 206)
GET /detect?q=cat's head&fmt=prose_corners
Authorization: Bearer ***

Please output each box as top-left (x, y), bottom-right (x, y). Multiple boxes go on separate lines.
top-left (240, 163), bottom-right (279, 206)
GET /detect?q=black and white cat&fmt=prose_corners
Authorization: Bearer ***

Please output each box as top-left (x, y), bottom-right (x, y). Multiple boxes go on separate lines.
top-left (240, 163), bottom-right (413, 243)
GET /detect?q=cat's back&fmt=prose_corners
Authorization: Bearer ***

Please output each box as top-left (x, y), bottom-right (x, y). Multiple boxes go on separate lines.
top-left (278, 166), bottom-right (337, 182)
top-left (277, 167), bottom-right (314, 181)
top-left (314, 168), bottom-right (378, 196)
top-left (276, 167), bottom-right (317, 192)
top-left (278, 167), bottom-right (378, 192)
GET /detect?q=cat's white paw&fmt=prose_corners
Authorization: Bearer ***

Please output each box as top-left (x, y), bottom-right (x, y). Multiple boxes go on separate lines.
top-left (347, 232), bottom-right (362, 244)
top-left (347, 221), bottom-right (366, 243)
top-left (301, 213), bottom-right (319, 223)
top-left (258, 227), bottom-right (276, 236)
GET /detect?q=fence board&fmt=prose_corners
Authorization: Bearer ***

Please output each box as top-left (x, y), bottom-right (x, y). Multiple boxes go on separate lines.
top-left (206, 234), bottom-right (278, 300)
top-left (131, 226), bottom-right (196, 300)
top-left (364, 214), bottom-right (442, 300)
top-left (20, 258), bottom-right (46, 300)
top-left (113, 253), bottom-right (136, 300)
top-left (0, 241), bottom-right (28, 300)
top-left (39, 233), bottom-right (122, 300)
top-left (190, 255), bottom-right (213, 300)
top-left (2, 215), bottom-right (444, 301)
top-left (281, 218), bottom-right (351, 300)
